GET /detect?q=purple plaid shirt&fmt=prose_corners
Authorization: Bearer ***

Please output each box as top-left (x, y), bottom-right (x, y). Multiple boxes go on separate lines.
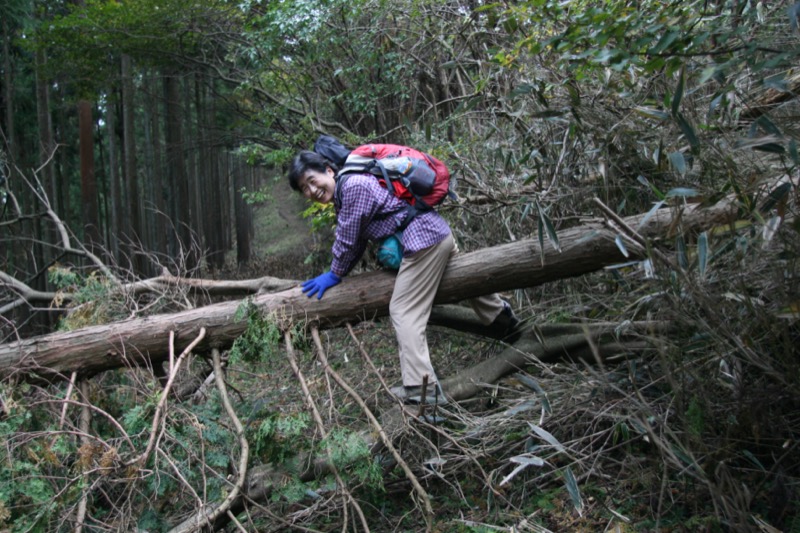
top-left (331, 174), bottom-right (451, 277)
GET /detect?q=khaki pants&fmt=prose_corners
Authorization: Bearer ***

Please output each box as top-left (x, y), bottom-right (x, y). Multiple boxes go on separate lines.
top-left (390, 233), bottom-right (505, 387)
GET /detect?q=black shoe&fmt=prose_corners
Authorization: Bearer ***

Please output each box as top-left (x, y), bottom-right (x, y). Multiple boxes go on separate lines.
top-left (389, 383), bottom-right (449, 405)
top-left (490, 301), bottom-right (523, 343)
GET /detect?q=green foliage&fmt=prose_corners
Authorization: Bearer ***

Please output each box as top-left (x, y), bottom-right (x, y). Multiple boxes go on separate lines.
top-left (0, 390), bottom-right (57, 531)
top-left (47, 266), bottom-right (125, 329)
top-left (252, 412), bottom-right (311, 463)
top-left (230, 299), bottom-right (284, 364)
top-left (32, 0), bottom-right (241, 96)
top-left (495, 1), bottom-right (794, 77)
top-left (241, 186), bottom-right (272, 205)
top-left (301, 201), bottom-right (336, 234)
top-left (685, 396), bottom-right (705, 439)
top-left (322, 428), bottom-right (383, 491)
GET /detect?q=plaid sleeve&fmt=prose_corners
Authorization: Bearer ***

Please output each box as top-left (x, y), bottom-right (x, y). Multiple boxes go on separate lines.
top-left (330, 179), bottom-right (378, 277)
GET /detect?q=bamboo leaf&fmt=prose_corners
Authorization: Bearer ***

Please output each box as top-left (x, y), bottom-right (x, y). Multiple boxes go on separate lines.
top-left (676, 235), bottom-right (688, 270)
top-left (674, 113), bottom-right (700, 149)
top-left (755, 115), bottom-right (783, 137)
top-left (510, 455), bottom-right (546, 467)
top-left (665, 187), bottom-right (699, 198)
top-left (735, 135), bottom-right (786, 153)
top-left (615, 235), bottom-right (629, 258)
top-left (527, 423), bottom-right (566, 453)
top-left (521, 202), bottom-right (532, 220)
top-left (515, 374), bottom-right (552, 414)
top-left (504, 400), bottom-right (537, 416)
top-left (672, 65), bottom-right (685, 116)
top-left (537, 217), bottom-right (545, 264)
top-left (762, 216), bottom-right (782, 247)
top-left (637, 175), bottom-right (665, 200)
top-left (563, 466), bottom-right (584, 516)
top-left (537, 201), bottom-right (561, 252)
top-left (636, 200), bottom-right (664, 229)
top-left (697, 231), bottom-right (709, 278)
top-left (668, 151), bottom-right (687, 176)
top-left (499, 455), bottom-right (546, 487)
top-left (633, 106), bottom-right (669, 120)
top-left (789, 2), bottom-right (800, 32)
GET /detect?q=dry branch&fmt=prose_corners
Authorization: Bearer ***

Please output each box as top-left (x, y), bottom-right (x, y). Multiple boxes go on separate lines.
top-left (168, 348), bottom-right (250, 533)
top-left (0, 197), bottom-right (739, 382)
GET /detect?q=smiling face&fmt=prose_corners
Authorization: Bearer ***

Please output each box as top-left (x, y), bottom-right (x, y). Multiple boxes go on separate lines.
top-left (297, 166), bottom-right (336, 204)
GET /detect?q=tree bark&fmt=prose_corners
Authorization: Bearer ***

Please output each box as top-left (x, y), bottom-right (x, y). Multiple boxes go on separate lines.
top-left (79, 99), bottom-right (101, 250)
top-left (0, 198), bottom-right (738, 382)
top-left (164, 70), bottom-right (194, 269)
top-left (121, 54), bottom-right (144, 274)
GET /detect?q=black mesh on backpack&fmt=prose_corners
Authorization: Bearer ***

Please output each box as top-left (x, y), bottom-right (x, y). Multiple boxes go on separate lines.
top-left (313, 135), bottom-right (351, 168)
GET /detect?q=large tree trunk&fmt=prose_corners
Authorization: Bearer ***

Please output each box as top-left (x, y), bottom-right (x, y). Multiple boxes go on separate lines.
top-left (79, 99), bottom-right (101, 250)
top-left (0, 198), bottom-right (738, 382)
top-left (164, 70), bottom-right (194, 269)
top-left (122, 54), bottom-right (144, 274)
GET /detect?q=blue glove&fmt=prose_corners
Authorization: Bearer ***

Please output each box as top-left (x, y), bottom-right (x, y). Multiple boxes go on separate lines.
top-left (302, 271), bottom-right (341, 299)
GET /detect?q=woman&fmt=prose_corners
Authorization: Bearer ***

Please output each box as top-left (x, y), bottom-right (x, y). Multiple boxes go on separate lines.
top-left (288, 150), bottom-right (520, 404)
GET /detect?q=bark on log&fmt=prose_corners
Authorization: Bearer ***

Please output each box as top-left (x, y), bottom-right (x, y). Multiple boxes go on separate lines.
top-left (0, 199), bottom-right (738, 382)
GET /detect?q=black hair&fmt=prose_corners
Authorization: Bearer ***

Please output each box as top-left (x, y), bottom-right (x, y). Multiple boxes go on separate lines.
top-left (287, 150), bottom-right (336, 192)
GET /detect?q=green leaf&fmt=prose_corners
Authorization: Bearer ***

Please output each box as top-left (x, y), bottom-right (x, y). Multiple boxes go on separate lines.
top-left (650, 29), bottom-right (680, 54)
top-left (665, 187), bottom-right (700, 198)
top-left (697, 231), bottom-right (709, 278)
top-left (511, 83), bottom-right (537, 96)
top-left (637, 200), bottom-right (666, 230)
top-left (734, 136), bottom-right (785, 151)
top-left (672, 65), bottom-right (685, 116)
top-left (527, 423), bottom-right (566, 453)
top-left (668, 151), bottom-right (687, 176)
top-left (515, 374), bottom-right (552, 414)
top-left (537, 217), bottom-right (546, 264)
top-left (676, 235), bottom-right (688, 270)
top-left (474, 2), bottom-right (504, 13)
top-left (755, 115), bottom-right (783, 137)
top-left (521, 202), bottom-right (532, 220)
top-left (674, 113), bottom-right (700, 149)
top-left (536, 201), bottom-right (561, 252)
top-left (615, 235), bottom-right (630, 258)
top-left (761, 182), bottom-right (792, 212)
top-left (753, 143), bottom-right (786, 154)
top-left (638, 174), bottom-right (665, 200)
top-left (634, 106), bottom-right (669, 120)
top-left (563, 466), bottom-right (584, 516)
top-left (531, 109), bottom-right (568, 119)
top-left (763, 73), bottom-right (788, 92)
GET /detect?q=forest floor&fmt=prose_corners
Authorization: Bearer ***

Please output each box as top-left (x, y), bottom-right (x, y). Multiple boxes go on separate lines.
top-left (248, 178), bottom-right (319, 277)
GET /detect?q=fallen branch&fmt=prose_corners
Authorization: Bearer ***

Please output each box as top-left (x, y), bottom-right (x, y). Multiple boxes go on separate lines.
top-left (129, 328), bottom-right (206, 468)
top-left (310, 326), bottom-right (435, 528)
top-left (167, 348), bottom-right (250, 533)
top-left (0, 196), bottom-right (740, 382)
top-left (289, 329), bottom-right (371, 533)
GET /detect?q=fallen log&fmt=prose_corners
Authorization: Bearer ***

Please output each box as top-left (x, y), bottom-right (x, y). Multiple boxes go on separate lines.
top-left (0, 198), bottom-right (738, 382)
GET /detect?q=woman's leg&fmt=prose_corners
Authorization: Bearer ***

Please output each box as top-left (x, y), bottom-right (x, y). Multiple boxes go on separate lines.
top-left (390, 234), bottom-right (455, 387)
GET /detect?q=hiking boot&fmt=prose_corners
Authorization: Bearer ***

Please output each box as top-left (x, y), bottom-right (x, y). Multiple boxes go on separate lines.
top-left (490, 301), bottom-right (523, 343)
top-left (389, 383), bottom-right (449, 405)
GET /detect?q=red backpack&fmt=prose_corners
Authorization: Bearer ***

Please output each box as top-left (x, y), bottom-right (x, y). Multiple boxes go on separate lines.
top-left (313, 135), bottom-right (453, 228)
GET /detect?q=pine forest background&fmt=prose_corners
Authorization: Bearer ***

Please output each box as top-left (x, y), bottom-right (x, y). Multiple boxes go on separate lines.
top-left (1, 0), bottom-right (800, 531)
